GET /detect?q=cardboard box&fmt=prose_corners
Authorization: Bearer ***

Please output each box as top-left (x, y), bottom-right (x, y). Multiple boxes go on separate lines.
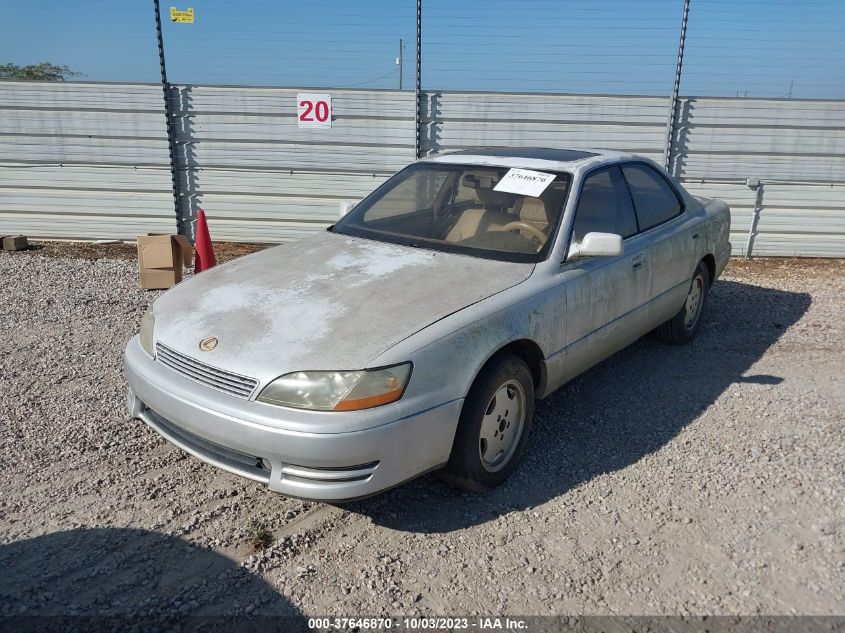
top-left (137, 234), bottom-right (193, 289)
top-left (2, 235), bottom-right (28, 251)
top-left (139, 268), bottom-right (181, 289)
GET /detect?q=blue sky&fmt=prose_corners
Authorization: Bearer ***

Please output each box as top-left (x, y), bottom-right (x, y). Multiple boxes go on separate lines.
top-left (1, 0), bottom-right (843, 98)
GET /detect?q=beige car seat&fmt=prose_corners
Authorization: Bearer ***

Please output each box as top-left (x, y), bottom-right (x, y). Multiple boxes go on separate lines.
top-left (445, 175), bottom-right (514, 242)
top-left (514, 197), bottom-right (549, 245)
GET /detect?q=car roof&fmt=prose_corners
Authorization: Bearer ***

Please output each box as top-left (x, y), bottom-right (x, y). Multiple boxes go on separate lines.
top-left (423, 146), bottom-right (637, 172)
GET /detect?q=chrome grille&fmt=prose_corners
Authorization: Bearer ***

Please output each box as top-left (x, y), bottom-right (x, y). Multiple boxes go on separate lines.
top-left (155, 342), bottom-right (259, 399)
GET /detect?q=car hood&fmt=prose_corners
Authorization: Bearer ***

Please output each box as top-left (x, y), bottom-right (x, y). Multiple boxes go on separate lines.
top-left (153, 232), bottom-right (533, 386)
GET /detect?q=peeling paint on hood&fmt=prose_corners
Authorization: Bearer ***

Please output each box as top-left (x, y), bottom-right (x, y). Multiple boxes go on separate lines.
top-left (153, 232), bottom-right (534, 385)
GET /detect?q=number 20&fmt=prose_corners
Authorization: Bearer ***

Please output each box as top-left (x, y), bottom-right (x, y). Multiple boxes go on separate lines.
top-left (299, 100), bottom-right (329, 122)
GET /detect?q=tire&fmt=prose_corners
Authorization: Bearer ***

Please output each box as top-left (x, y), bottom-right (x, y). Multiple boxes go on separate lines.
top-left (654, 260), bottom-right (710, 344)
top-left (439, 353), bottom-right (535, 493)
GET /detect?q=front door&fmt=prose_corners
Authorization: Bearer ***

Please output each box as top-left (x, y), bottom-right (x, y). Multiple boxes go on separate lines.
top-left (557, 166), bottom-right (652, 384)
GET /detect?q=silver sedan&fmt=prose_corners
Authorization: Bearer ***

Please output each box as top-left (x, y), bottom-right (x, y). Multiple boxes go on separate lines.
top-left (125, 148), bottom-right (731, 501)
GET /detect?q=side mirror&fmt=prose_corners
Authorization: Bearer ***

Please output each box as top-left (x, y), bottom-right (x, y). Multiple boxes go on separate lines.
top-left (339, 200), bottom-right (358, 218)
top-left (566, 232), bottom-right (623, 260)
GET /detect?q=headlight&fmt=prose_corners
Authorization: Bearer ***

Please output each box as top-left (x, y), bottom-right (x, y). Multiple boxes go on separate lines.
top-left (257, 363), bottom-right (412, 411)
top-left (139, 307), bottom-right (155, 356)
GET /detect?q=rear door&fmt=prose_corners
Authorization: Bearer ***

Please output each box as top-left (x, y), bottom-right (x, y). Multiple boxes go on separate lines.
top-left (558, 166), bottom-right (652, 382)
top-left (620, 163), bottom-right (697, 323)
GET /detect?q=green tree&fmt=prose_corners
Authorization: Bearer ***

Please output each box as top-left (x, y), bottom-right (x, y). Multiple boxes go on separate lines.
top-left (0, 63), bottom-right (83, 81)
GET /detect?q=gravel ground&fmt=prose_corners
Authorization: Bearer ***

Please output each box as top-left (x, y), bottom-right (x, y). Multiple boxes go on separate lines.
top-left (0, 246), bottom-right (843, 623)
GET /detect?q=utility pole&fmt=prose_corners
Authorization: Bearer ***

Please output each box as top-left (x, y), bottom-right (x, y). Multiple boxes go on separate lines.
top-left (415, 0), bottom-right (422, 158)
top-left (398, 38), bottom-right (404, 90)
top-left (663, 0), bottom-right (690, 174)
top-left (153, 0), bottom-right (181, 230)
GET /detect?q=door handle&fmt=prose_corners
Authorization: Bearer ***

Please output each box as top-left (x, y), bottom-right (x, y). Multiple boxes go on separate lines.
top-left (631, 254), bottom-right (646, 270)
top-left (692, 232), bottom-right (701, 240)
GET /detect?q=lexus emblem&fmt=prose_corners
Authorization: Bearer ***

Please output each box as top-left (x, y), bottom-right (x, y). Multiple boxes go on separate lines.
top-left (199, 336), bottom-right (218, 352)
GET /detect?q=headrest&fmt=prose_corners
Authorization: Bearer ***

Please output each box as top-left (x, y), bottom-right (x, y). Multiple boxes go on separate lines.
top-left (519, 198), bottom-right (548, 226)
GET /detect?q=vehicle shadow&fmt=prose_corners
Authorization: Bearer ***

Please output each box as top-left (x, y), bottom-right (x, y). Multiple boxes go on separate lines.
top-left (0, 528), bottom-right (308, 631)
top-left (344, 280), bottom-right (812, 533)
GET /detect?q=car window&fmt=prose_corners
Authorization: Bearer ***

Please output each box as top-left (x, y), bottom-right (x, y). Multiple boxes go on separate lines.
top-left (363, 169), bottom-right (450, 221)
top-left (621, 163), bottom-right (683, 230)
top-left (571, 166), bottom-right (638, 243)
top-left (334, 163), bottom-right (572, 263)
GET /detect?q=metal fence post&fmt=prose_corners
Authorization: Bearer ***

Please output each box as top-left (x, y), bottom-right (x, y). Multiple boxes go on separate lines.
top-left (664, 0), bottom-right (691, 172)
top-left (415, 0), bottom-right (422, 159)
top-left (745, 179), bottom-right (764, 258)
top-left (153, 0), bottom-right (183, 233)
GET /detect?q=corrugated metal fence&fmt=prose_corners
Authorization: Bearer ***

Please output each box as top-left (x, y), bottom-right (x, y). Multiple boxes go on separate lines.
top-left (169, 85), bottom-right (416, 242)
top-left (0, 82), bottom-right (176, 239)
top-left (1, 81), bottom-right (843, 257)
top-left (421, 91), bottom-right (845, 258)
top-left (671, 97), bottom-right (845, 258)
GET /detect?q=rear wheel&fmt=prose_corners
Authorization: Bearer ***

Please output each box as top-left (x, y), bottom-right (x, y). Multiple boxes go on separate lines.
top-left (654, 260), bottom-right (710, 344)
top-left (439, 354), bottom-right (534, 492)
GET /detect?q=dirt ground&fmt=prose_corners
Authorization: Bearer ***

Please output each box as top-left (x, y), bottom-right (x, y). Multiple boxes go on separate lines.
top-left (0, 243), bottom-right (842, 626)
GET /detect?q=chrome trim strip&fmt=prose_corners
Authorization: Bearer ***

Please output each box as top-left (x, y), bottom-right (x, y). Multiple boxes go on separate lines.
top-left (280, 461), bottom-right (380, 482)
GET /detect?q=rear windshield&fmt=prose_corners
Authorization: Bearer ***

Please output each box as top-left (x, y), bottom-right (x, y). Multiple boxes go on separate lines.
top-left (332, 162), bottom-right (572, 263)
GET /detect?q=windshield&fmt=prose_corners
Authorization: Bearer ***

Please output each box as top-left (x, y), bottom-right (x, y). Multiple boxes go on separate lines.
top-left (332, 162), bottom-right (572, 263)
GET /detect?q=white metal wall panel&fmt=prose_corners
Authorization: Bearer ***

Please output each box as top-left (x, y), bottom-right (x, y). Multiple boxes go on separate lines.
top-left (193, 170), bottom-right (390, 199)
top-left (0, 137), bottom-right (171, 165)
top-left (176, 86), bottom-right (414, 117)
top-left (672, 96), bottom-right (845, 256)
top-left (673, 97), bottom-right (845, 182)
top-left (2, 81), bottom-right (842, 256)
top-left (170, 86), bottom-right (415, 242)
top-left (0, 82), bottom-right (165, 110)
top-left (752, 183), bottom-right (845, 257)
top-left (183, 117), bottom-right (416, 144)
top-left (678, 155), bottom-right (845, 182)
top-left (0, 110), bottom-right (165, 138)
top-left (431, 122), bottom-right (663, 152)
top-left (198, 218), bottom-right (331, 244)
top-left (179, 142), bottom-right (410, 171)
top-left (0, 81), bottom-right (175, 239)
top-left (0, 165), bottom-right (172, 193)
top-left (196, 195), bottom-right (347, 224)
top-left (420, 91), bottom-right (668, 157)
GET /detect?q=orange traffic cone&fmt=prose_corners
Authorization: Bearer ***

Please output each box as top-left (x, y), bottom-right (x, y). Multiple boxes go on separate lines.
top-left (194, 208), bottom-right (217, 273)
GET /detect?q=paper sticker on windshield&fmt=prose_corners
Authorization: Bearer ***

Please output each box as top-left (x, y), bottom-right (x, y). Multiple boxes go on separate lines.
top-left (493, 168), bottom-right (556, 197)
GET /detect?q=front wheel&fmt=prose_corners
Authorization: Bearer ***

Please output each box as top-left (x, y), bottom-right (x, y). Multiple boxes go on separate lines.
top-left (654, 260), bottom-right (710, 344)
top-left (439, 353), bottom-right (535, 492)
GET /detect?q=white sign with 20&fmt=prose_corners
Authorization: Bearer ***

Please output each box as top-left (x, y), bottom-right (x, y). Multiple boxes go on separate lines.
top-left (297, 93), bottom-right (332, 129)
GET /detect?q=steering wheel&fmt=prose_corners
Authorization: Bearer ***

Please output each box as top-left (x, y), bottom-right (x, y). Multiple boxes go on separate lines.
top-left (500, 221), bottom-right (547, 245)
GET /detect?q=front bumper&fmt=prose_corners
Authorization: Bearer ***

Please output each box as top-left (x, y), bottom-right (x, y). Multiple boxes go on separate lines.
top-left (124, 337), bottom-right (462, 501)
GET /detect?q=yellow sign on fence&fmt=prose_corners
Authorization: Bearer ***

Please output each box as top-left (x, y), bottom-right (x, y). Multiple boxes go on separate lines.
top-left (170, 7), bottom-right (194, 23)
